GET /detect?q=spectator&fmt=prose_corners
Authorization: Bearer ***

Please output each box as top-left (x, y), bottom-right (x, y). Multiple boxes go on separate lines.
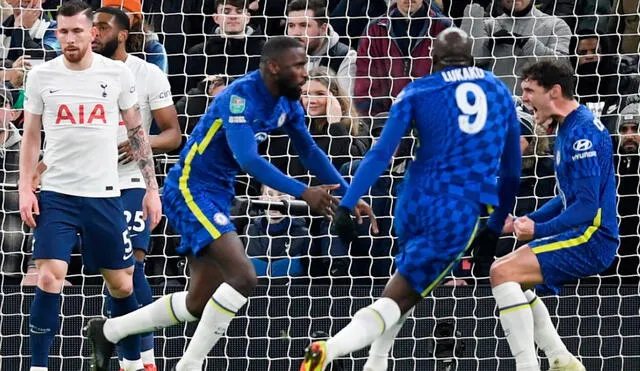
top-left (0, 86), bottom-right (23, 279)
top-left (286, 0), bottom-right (356, 94)
top-left (185, 0), bottom-right (265, 91)
top-left (354, 0), bottom-right (449, 116)
top-left (175, 74), bottom-right (233, 146)
top-left (102, 0), bottom-right (169, 73)
top-left (536, 0), bottom-right (614, 35)
top-left (328, 0), bottom-right (387, 48)
top-left (615, 0), bottom-right (640, 54)
top-left (603, 102), bottom-right (640, 283)
top-left (461, 0), bottom-right (571, 94)
top-left (266, 67), bottom-right (370, 180)
top-left (243, 185), bottom-right (310, 280)
top-left (0, 0), bottom-right (59, 61)
top-left (573, 32), bottom-right (640, 132)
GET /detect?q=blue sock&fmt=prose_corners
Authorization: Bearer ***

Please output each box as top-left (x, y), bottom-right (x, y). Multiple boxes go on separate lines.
top-left (110, 294), bottom-right (141, 361)
top-left (30, 287), bottom-right (60, 367)
top-left (133, 260), bottom-right (154, 352)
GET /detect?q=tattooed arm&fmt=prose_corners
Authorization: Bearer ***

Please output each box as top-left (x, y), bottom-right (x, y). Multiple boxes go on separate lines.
top-left (121, 105), bottom-right (162, 228)
top-left (121, 105), bottom-right (159, 191)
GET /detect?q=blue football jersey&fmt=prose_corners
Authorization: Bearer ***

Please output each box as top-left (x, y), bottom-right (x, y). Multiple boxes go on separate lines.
top-left (165, 71), bottom-right (311, 199)
top-left (553, 105), bottom-right (618, 237)
top-left (342, 66), bottom-right (520, 209)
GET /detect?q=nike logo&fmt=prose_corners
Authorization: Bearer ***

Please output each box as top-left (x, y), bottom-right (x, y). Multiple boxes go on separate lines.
top-left (123, 252), bottom-right (133, 260)
top-left (49, 89), bottom-right (61, 93)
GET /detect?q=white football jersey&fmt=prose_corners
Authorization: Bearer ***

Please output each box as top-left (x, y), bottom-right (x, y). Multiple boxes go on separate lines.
top-left (24, 53), bottom-right (137, 197)
top-left (118, 55), bottom-right (173, 189)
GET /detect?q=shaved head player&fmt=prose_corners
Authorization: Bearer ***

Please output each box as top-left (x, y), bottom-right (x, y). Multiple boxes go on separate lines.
top-left (301, 28), bottom-right (522, 371)
top-left (86, 36), bottom-right (375, 371)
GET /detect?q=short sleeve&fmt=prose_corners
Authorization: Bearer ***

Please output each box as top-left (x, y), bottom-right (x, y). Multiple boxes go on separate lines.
top-left (567, 126), bottom-right (601, 179)
top-left (24, 69), bottom-right (44, 115)
top-left (118, 64), bottom-right (138, 111)
top-left (147, 64), bottom-right (173, 110)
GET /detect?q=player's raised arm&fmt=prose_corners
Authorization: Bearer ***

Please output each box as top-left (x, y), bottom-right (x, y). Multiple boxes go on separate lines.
top-left (119, 69), bottom-right (162, 228)
top-left (486, 102), bottom-right (522, 233)
top-left (224, 113), bottom-right (338, 218)
top-left (19, 68), bottom-right (44, 227)
top-left (339, 89), bottom-right (413, 211)
top-left (521, 127), bottom-right (603, 240)
top-left (282, 103), bottom-right (349, 194)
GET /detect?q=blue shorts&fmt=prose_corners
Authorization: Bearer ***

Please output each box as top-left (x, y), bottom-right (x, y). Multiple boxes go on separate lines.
top-left (394, 192), bottom-right (481, 296)
top-left (120, 188), bottom-right (151, 253)
top-left (530, 228), bottom-right (618, 294)
top-left (33, 191), bottom-right (133, 273)
top-left (162, 184), bottom-right (236, 256)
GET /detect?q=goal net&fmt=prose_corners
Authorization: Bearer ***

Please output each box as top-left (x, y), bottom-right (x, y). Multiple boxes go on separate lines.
top-left (1, 0), bottom-right (639, 370)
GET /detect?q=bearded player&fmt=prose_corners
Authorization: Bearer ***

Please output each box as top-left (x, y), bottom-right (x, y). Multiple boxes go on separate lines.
top-left (19, 1), bottom-right (161, 370)
top-left (91, 6), bottom-right (180, 370)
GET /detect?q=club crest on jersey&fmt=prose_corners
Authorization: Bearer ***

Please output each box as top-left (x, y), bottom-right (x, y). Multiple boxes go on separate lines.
top-left (214, 212), bottom-right (229, 226)
top-left (100, 83), bottom-right (108, 98)
top-left (277, 112), bottom-right (286, 127)
top-left (230, 95), bottom-right (246, 114)
top-left (254, 132), bottom-right (267, 143)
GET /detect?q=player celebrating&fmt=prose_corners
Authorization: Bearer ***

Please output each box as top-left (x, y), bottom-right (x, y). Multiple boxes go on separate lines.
top-left (92, 7), bottom-right (181, 371)
top-left (19, 2), bottom-right (162, 371)
top-left (485, 60), bottom-right (617, 371)
top-left (301, 28), bottom-right (522, 371)
top-left (86, 36), bottom-right (375, 371)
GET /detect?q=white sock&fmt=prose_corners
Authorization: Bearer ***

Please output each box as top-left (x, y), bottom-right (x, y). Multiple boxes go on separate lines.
top-left (30, 368), bottom-right (47, 371)
top-left (363, 309), bottom-right (412, 371)
top-left (326, 297), bottom-right (401, 363)
top-left (104, 292), bottom-right (198, 343)
top-left (493, 282), bottom-right (538, 370)
top-left (122, 358), bottom-right (143, 371)
top-left (176, 283), bottom-right (247, 371)
top-left (523, 290), bottom-right (572, 366)
top-left (141, 349), bottom-right (155, 365)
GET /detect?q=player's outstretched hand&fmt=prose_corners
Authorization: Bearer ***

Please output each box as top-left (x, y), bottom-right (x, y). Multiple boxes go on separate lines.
top-left (118, 140), bottom-right (134, 165)
top-left (514, 216), bottom-right (535, 241)
top-left (19, 188), bottom-right (39, 228)
top-left (332, 206), bottom-right (358, 245)
top-left (354, 199), bottom-right (379, 234)
top-left (301, 184), bottom-right (340, 218)
top-left (142, 190), bottom-right (162, 230)
top-left (468, 226), bottom-right (499, 263)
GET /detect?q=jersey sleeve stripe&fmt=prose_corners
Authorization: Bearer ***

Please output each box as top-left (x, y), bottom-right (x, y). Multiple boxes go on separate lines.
top-left (178, 118), bottom-right (224, 239)
top-left (531, 209), bottom-right (602, 254)
top-left (420, 218), bottom-right (480, 297)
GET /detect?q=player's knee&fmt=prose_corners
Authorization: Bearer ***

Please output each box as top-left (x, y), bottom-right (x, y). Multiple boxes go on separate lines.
top-left (489, 260), bottom-right (511, 287)
top-left (226, 266), bottom-right (257, 297)
top-left (36, 269), bottom-right (65, 293)
top-left (105, 271), bottom-right (135, 298)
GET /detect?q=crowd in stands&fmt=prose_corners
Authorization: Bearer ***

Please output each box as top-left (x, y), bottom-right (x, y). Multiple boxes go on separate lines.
top-left (1, 0), bottom-right (639, 287)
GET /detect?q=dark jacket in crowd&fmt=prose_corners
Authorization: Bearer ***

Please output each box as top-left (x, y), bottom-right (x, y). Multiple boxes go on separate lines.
top-left (185, 27), bottom-right (265, 91)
